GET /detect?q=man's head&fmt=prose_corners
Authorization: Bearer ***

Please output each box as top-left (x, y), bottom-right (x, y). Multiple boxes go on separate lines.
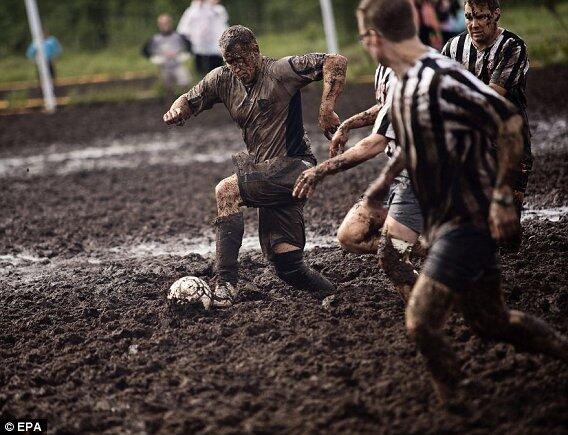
top-left (157, 14), bottom-right (173, 34)
top-left (219, 25), bottom-right (261, 85)
top-left (464, 0), bottom-right (501, 46)
top-left (357, 0), bottom-right (418, 65)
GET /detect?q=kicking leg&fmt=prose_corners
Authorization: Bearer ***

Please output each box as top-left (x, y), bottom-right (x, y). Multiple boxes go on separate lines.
top-left (213, 175), bottom-right (244, 307)
top-left (406, 274), bottom-right (462, 403)
top-left (459, 272), bottom-right (568, 362)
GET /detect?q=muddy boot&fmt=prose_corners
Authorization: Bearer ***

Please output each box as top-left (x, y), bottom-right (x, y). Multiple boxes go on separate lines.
top-left (212, 281), bottom-right (239, 308)
top-left (272, 250), bottom-right (336, 298)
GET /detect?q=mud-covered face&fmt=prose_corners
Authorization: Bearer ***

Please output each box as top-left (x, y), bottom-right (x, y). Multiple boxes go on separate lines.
top-left (465, 3), bottom-right (500, 46)
top-left (222, 44), bottom-right (261, 85)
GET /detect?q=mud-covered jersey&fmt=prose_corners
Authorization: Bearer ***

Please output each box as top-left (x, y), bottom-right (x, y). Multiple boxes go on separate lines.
top-left (391, 51), bottom-right (518, 244)
top-left (372, 64), bottom-right (396, 147)
top-left (184, 54), bottom-right (327, 163)
top-left (442, 29), bottom-right (529, 123)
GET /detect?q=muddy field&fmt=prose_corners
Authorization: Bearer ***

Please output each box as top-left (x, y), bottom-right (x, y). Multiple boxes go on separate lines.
top-left (1, 67), bottom-right (567, 434)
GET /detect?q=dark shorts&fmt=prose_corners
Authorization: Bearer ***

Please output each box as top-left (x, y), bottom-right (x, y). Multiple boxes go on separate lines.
top-left (385, 172), bottom-right (424, 234)
top-left (233, 152), bottom-right (315, 261)
top-left (423, 225), bottom-right (500, 292)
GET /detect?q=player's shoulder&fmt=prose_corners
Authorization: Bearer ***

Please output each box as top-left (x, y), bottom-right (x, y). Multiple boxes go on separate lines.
top-left (442, 31), bottom-right (469, 55)
top-left (498, 29), bottom-right (528, 52)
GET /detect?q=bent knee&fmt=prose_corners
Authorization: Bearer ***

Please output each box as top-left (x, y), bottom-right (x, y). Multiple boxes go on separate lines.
top-left (337, 224), bottom-right (376, 254)
top-left (215, 177), bottom-right (239, 202)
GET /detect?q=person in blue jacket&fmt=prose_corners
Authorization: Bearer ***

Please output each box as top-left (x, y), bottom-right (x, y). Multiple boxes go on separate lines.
top-left (26, 28), bottom-right (62, 79)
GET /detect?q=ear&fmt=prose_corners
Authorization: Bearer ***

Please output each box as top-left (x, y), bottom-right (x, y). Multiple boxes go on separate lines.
top-left (494, 8), bottom-right (501, 22)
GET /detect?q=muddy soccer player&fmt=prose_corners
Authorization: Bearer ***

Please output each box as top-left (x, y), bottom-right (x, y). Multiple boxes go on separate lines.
top-left (442, 0), bottom-right (533, 244)
top-left (163, 25), bottom-right (346, 307)
top-left (293, 63), bottom-right (424, 302)
top-left (356, 0), bottom-right (568, 403)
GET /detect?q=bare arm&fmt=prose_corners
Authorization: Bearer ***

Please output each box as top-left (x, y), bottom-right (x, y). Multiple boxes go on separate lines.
top-left (330, 105), bottom-right (380, 157)
top-left (362, 146), bottom-right (406, 208)
top-left (293, 134), bottom-right (388, 198)
top-left (489, 114), bottom-right (524, 242)
top-left (319, 54), bottom-right (348, 139)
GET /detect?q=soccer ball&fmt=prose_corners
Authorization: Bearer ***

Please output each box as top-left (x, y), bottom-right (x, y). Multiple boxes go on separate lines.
top-left (167, 276), bottom-right (213, 310)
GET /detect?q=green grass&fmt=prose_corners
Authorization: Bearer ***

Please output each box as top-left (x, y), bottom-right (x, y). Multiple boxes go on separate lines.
top-left (0, 3), bottom-right (565, 88)
top-left (500, 3), bottom-right (568, 67)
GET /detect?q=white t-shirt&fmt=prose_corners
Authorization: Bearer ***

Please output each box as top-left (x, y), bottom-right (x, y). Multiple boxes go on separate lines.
top-left (177, 0), bottom-right (228, 56)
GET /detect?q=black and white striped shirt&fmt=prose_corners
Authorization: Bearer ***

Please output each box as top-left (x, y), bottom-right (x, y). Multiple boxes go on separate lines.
top-left (391, 52), bottom-right (518, 244)
top-left (442, 30), bottom-right (529, 117)
top-left (372, 64), bottom-right (396, 142)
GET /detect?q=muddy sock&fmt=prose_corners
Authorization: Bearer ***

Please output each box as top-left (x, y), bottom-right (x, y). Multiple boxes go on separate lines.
top-left (214, 212), bottom-right (244, 285)
top-left (378, 235), bottom-right (418, 302)
top-left (272, 250), bottom-right (336, 294)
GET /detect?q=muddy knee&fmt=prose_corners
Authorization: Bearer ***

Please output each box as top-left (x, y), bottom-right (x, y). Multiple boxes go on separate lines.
top-left (215, 176), bottom-right (240, 216)
top-left (337, 221), bottom-right (367, 253)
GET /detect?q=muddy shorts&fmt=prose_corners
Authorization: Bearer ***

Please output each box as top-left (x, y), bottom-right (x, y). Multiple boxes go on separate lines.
top-left (233, 152), bottom-right (316, 261)
top-left (423, 225), bottom-right (500, 292)
top-left (385, 172), bottom-right (424, 234)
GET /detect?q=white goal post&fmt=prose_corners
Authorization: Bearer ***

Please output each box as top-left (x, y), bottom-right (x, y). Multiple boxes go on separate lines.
top-left (319, 0), bottom-right (339, 54)
top-left (24, 0), bottom-right (57, 113)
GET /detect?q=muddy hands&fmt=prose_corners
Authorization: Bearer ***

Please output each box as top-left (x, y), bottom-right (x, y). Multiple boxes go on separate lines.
top-left (163, 96), bottom-right (191, 126)
top-left (293, 167), bottom-right (324, 199)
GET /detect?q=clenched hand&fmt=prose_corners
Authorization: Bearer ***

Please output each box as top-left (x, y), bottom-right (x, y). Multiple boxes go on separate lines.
top-left (163, 96), bottom-right (191, 126)
top-left (329, 126), bottom-right (349, 158)
top-left (318, 108), bottom-right (340, 140)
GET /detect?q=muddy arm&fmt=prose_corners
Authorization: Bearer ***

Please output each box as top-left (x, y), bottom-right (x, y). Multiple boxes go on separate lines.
top-left (293, 134), bottom-right (388, 199)
top-left (319, 54), bottom-right (347, 139)
top-left (362, 146), bottom-right (406, 207)
top-left (330, 105), bottom-right (380, 157)
top-left (489, 114), bottom-right (524, 242)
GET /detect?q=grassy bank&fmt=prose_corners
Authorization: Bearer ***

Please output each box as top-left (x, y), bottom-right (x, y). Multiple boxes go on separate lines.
top-left (0, 3), bottom-right (566, 88)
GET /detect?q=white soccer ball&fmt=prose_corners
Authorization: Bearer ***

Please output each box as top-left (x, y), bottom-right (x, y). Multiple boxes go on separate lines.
top-left (167, 276), bottom-right (213, 310)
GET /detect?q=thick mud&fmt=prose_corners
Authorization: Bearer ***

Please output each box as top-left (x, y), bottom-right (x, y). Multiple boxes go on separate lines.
top-left (1, 69), bottom-right (567, 434)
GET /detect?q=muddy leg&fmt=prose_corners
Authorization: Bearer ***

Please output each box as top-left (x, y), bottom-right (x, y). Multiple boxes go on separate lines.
top-left (406, 275), bottom-right (462, 402)
top-left (214, 175), bottom-right (244, 285)
top-left (337, 199), bottom-right (387, 254)
top-left (459, 273), bottom-right (568, 362)
top-left (378, 234), bottom-right (417, 302)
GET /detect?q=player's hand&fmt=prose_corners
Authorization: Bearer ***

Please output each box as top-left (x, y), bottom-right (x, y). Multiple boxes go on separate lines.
top-left (163, 96), bottom-right (191, 126)
top-left (489, 188), bottom-right (520, 244)
top-left (319, 108), bottom-right (340, 140)
top-left (330, 125), bottom-right (349, 158)
top-left (293, 167), bottom-right (323, 199)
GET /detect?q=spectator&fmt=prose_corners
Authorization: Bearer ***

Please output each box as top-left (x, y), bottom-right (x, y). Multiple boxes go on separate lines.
top-left (142, 14), bottom-right (192, 91)
top-left (415, 0), bottom-right (443, 49)
top-left (26, 28), bottom-right (62, 80)
top-left (436, 0), bottom-right (466, 43)
top-left (177, 0), bottom-right (228, 75)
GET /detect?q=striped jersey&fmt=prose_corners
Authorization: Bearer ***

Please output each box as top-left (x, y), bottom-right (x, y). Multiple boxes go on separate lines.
top-left (391, 51), bottom-right (518, 244)
top-left (442, 29), bottom-right (529, 121)
top-left (372, 64), bottom-right (396, 143)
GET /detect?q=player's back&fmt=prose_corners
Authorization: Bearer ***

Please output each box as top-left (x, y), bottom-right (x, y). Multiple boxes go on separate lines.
top-left (391, 51), bottom-right (518, 243)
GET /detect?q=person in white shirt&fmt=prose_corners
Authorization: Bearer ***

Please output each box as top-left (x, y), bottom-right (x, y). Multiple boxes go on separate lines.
top-left (177, 0), bottom-right (228, 75)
